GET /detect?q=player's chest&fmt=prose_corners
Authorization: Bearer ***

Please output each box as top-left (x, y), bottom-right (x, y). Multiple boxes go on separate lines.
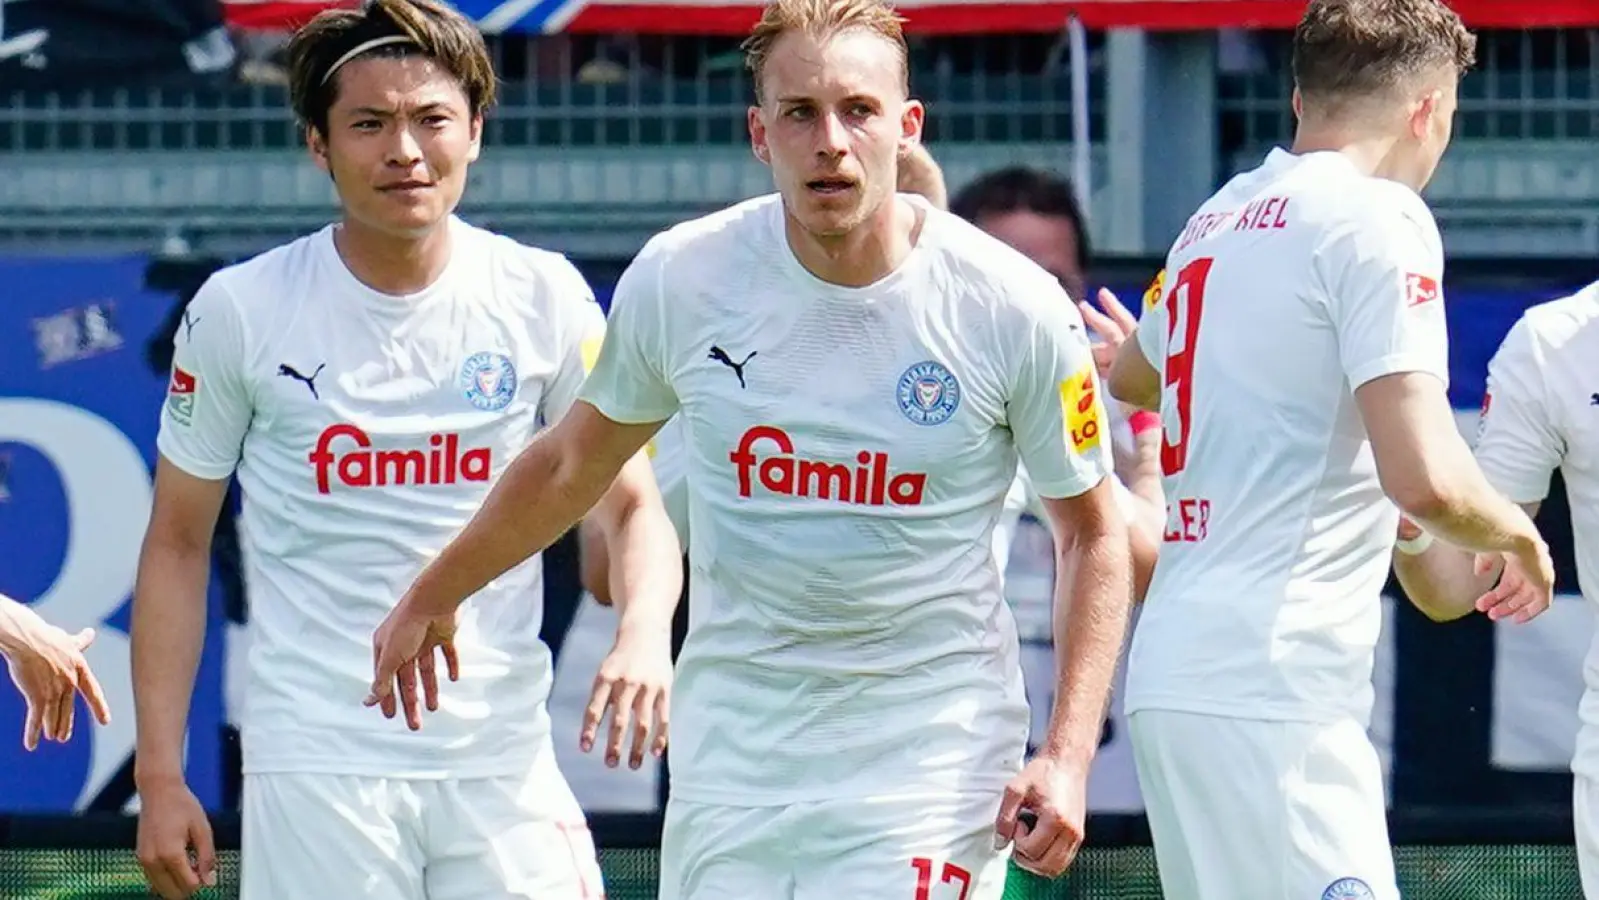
top-left (247, 309), bottom-right (555, 486)
top-left (671, 312), bottom-right (1008, 492)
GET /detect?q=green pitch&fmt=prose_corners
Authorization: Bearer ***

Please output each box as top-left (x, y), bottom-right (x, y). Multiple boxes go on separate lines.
top-left (0, 843), bottom-right (1582, 899)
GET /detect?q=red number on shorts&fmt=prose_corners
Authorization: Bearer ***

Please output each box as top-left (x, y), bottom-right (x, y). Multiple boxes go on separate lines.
top-left (1160, 257), bottom-right (1213, 476)
top-left (911, 857), bottom-right (972, 900)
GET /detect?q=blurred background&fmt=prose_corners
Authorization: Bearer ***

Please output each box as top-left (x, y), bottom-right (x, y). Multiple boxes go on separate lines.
top-left (0, 0), bottom-right (1596, 896)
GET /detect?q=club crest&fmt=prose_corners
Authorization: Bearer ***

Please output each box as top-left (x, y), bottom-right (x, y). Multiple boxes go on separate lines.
top-left (460, 351), bottom-right (517, 412)
top-left (1321, 878), bottom-right (1375, 900)
top-left (896, 360), bottom-right (961, 426)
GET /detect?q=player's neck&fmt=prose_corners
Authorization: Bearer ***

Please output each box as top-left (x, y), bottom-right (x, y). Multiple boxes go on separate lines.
top-left (332, 217), bottom-right (455, 297)
top-left (784, 195), bottom-right (921, 288)
top-left (1290, 128), bottom-right (1395, 181)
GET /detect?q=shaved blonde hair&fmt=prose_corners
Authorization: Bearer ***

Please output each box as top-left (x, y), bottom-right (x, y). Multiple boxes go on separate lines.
top-left (742, 0), bottom-right (910, 102)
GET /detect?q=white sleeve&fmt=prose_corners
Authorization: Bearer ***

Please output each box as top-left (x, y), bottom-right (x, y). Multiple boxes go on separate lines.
top-left (539, 259), bottom-right (608, 426)
top-left (1473, 316), bottom-right (1564, 504)
top-left (577, 239), bottom-right (680, 424)
top-left (1008, 288), bottom-right (1115, 500)
top-left (1319, 203), bottom-right (1450, 389)
top-left (1135, 267), bottom-right (1168, 368)
top-left (154, 278), bottom-right (253, 481)
top-left (647, 416), bottom-right (691, 547)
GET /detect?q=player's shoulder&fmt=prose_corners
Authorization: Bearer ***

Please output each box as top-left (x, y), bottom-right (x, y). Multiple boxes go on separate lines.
top-left (1300, 162), bottom-right (1437, 241)
top-left (453, 218), bottom-right (596, 314)
top-left (923, 205), bottom-right (1073, 312)
top-left (195, 226), bottom-right (332, 325)
top-left (1515, 281), bottom-right (1599, 354)
top-left (636, 193), bottom-right (782, 272)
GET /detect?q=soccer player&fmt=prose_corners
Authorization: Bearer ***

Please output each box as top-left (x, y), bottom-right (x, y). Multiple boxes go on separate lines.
top-left (1390, 279), bottom-right (1596, 890)
top-left (368, 0), bottom-right (1136, 894)
top-left (128, 2), bottom-right (682, 898)
top-left (1105, 1), bottom-right (1554, 897)
top-left (0, 592), bottom-right (111, 751)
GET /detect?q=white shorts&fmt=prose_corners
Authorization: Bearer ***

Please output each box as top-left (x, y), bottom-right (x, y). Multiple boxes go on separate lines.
top-left (240, 745), bottom-right (603, 900)
top-left (1573, 774), bottom-right (1599, 897)
top-left (1128, 710), bottom-right (1397, 900)
top-left (659, 791), bottom-right (1010, 900)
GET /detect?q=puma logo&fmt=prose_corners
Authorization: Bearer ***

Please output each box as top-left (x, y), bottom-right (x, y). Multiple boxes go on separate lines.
top-left (708, 345), bottom-right (756, 389)
top-left (278, 362), bottom-right (326, 400)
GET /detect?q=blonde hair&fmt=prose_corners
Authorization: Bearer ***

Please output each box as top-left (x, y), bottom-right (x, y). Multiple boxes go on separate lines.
top-left (742, 0), bottom-right (910, 101)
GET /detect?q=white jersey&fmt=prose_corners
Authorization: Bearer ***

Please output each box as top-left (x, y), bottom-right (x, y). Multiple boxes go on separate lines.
top-left (578, 193), bottom-right (1113, 805)
top-left (1125, 148), bottom-right (1449, 726)
top-left (157, 218), bottom-right (606, 778)
top-left (1472, 282), bottom-right (1599, 778)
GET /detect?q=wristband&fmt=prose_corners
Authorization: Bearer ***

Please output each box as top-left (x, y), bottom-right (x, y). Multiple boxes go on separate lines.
top-left (1395, 530), bottom-right (1435, 556)
top-left (1127, 410), bottom-right (1161, 437)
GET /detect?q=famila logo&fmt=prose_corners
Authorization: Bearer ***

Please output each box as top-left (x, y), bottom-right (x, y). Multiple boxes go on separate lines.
top-left (729, 425), bottom-right (926, 506)
top-left (309, 423), bottom-right (491, 494)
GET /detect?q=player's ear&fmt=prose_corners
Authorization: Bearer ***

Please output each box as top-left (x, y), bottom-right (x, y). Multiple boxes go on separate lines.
top-left (898, 98), bottom-right (925, 152)
top-left (1290, 87), bottom-right (1304, 121)
top-left (748, 105), bottom-right (771, 165)
top-left (306, 125), bottom-right (332, 175)
top-left (1409, 89), bottom-right (1442, 141)
top-left (467, 111), bottom-right (484, 163)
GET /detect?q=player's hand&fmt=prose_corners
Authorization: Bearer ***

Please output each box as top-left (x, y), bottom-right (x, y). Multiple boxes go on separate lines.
top-left (1, 609), bottom-right (111, 751)
top-left (1474, 536), bottom-right (1555, 624)
top-left (365, 599), bottom-right (460, 731)
top-left (136, 776), bottom-right (217, 899)
top-left (581, 623), bottom-right (672, 769)
top-left (1078, 287), bottom-right (1138, 380)
top-left (994, 754), bottom-right (1089, 878)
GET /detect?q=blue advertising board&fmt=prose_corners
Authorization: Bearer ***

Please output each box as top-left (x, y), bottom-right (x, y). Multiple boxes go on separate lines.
top-left (0, 252), bottom-right (1590, 814)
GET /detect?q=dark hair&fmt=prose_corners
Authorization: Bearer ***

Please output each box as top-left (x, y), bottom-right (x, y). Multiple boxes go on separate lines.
top-left (950, 166), bottom-right (1092, 270)
top-left (287, 0), bottom-right (497, 138)
top-left (1292, 0), bottom-right (1476, 107)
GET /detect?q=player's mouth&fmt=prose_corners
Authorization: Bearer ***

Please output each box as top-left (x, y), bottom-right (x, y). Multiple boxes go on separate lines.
top-left (379, 180), bottom-right (434, 194)
top-left (805, 177), bottom-right (856, 197)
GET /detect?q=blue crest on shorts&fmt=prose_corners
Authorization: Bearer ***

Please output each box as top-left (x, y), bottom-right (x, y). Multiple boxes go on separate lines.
top-left (1321, 878), bottom-right (1375, 900)
top-left (460, 351), bottom-right (517, 412)
top-left (896, 360), bottom-right (961, 426)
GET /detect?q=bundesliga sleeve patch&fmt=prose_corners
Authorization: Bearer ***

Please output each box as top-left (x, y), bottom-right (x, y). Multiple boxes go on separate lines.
top-left (166, 365), bottom-right (198, 426)
top-left (1405, 272), bottom-right (1440, 307)
top-left (1059, 364), bottom-right (1104, 454)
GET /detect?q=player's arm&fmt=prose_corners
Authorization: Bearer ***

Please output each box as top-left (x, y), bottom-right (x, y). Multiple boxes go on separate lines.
top-left (582, 419), bottom-right (691, 607)
top-left (1391, 315), bottom-right (1562, 622)
top-left (1079, 285), bottom-right (1166, 598)
top-left (1327, 205), bottom-right (1552, 601)
top-left (133, 462), bottom-right (231, 785)
top-left (131, 281), bottom-right (249, 896)
top-left (401, 406), bottom-right (666, 619)
top-left (996, 289), bottom-right (1134, 877)
top-left (371, 241), bottom-right (683, 722)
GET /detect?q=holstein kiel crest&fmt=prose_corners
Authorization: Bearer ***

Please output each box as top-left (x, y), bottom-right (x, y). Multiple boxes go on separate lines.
top-left (460, 352), bottom-right (517, 412)
top-left (896, 360), bottom-right (961, 426)
top-left (1321, 878), bottom-right (1375, 900)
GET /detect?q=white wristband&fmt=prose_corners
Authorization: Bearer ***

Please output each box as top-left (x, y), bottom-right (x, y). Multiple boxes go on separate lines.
top-left (1395, 530), bottom-right (1435, 556)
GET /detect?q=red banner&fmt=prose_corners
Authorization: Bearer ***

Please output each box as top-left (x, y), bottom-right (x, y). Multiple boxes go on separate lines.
top-left (221, 0), bottom-right (1599, 33)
